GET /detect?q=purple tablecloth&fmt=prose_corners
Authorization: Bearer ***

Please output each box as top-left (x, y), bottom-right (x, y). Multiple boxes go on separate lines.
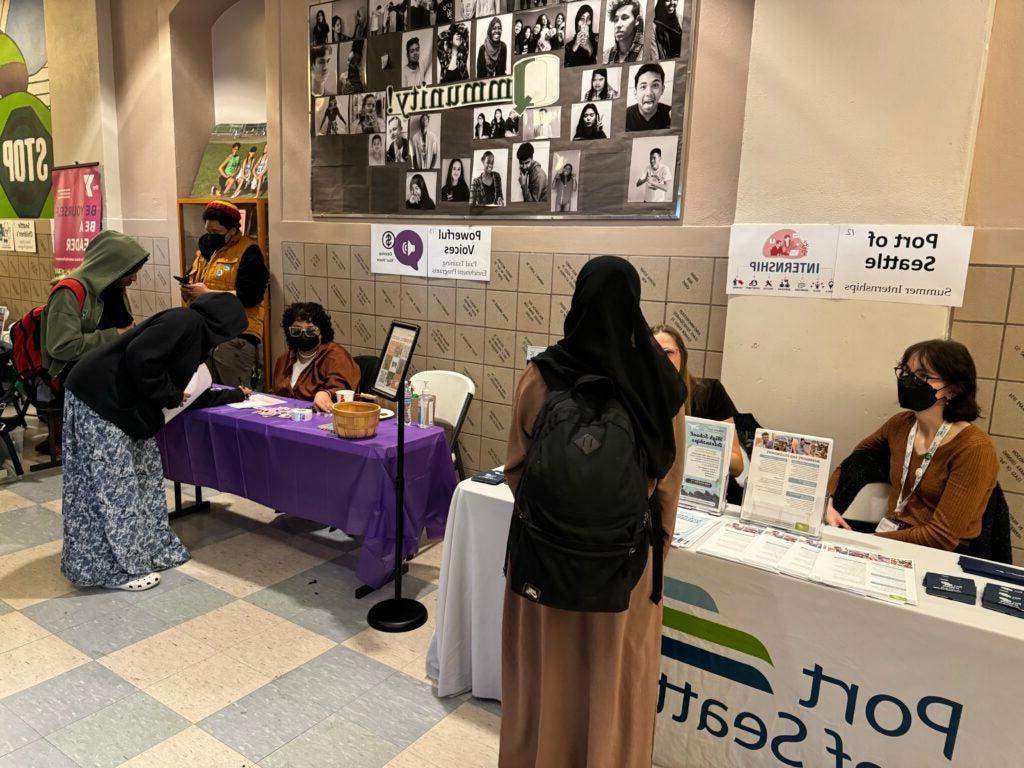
top-left (156, 397), bottom-right (458, 587)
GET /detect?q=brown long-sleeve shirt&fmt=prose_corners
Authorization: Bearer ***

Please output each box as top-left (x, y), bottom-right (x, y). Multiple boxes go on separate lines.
top-left (829, 411), bottom-right (999, 551)
top-left (269, 342), bottom-right (360, 401)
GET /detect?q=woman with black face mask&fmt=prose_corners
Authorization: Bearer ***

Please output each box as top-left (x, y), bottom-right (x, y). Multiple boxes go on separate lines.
top-left (825, 339), bottom-right (998, 551)
top-left (268, 302), bottom-right (361, 413)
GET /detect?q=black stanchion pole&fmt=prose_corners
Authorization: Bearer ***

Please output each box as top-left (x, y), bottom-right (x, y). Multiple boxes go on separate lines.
top-left (367, 377), bottom-right (427, 632)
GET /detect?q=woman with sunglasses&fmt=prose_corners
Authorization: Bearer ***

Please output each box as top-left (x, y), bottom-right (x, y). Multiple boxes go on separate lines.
top-left (269, 302), bottom-right (361, 413)
top-left (825, 339), bottom-right (998, 551)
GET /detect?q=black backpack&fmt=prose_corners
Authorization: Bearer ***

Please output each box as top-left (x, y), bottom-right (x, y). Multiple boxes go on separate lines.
top-left (504, 370), bottom-right (662, 613)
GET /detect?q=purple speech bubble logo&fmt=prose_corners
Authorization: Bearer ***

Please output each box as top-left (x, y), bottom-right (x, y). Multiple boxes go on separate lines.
top-left (393, 229), bottom-right (424, 270)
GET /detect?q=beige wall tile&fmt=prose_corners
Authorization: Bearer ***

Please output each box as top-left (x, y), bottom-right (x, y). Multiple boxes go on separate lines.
top-left (328, 279), bottom-right (351, 313)
top-left (976, 377), bottom-right (995, 434)
top-left (711, 258), bottom-right (729, 305)
top-left (453, 361), bottom-right (483, 391)
top-left (461, 400), bottom-right (482, 436)
top-left (351, 314), bottom-right (376, 348)
top-left (283, 274), bottom-right (305, 305)
top-left (1006, 491), bottom-right (1024, 550)
top-left (640, 301), bottom-right (665, 326)
top-left (515, 331), bottom-right (547, 366)
top-left (119, 726), bottom-right (255, 768)
top-left (351, 246), bottom-right (374, 279)
top-left (351, 280), bottom-right (376, 314)
top-left (666, 303), bottom-right (711, 350)
top-left (306, 276), bottom-right (329, 308)
top-left (549, 295), bottom-right (570, 335)
top-left (427, 322), bottom-right (456, 359)
top-left (950, 321), bottom-right (1003, 379)
top-left (988, 381), bottom-right (1024, 438)
top-left (519, 252), bottom-right (553, 293)
top-left (375, 282), bottom-right (401, 319)
top-left (707, 306), bottom-right (727, 353)
top-left (480, 437), bottom-right (507, 469)
top-left (516, 293), bottom-right (551, 333)
top-left (551, 253), bottom-right (588, 295)
top-left (954, 266), bottom-right (1012, 322)
top-left (401, 284), bottom-right (428, 320)
top-left (482, 366), bottom-right (514, 404)
top-left (490, 252), bottom-right (519, 291)
top-left (630, 256), bottom-right (670, 301)
top-left (376, 318), bottom-right (393, 348)
top-left (429, 286), bottom-right (456, 323)
top-left (459, 434), bottom-right (483, 469)
top-left (485, 290), bottom-right (517, 330)
top-left (687, 350), bottom-right (706, 377)
top-left (1014, 548), bottom-right (1024, 567)
top-left (327, 244), bottom-right (351, 278)
top-left (455, 325), bottom-right (486, 364)
top-left (1008, 268), bottom-right (1024, 325)
top-left (667, 257), bottom-right (715, 303)
top-left (992, 435), bottom-right (1024, 494)
top-left (456, 288), bottom-right (486, 326)
top-left (704, 351), bottom-right (723, 379)
top-left (282, 242), bottom-right (303, 274)
top-left (481, 403), bottom-right (512, 442)
top-left (0, 635), bottom-right (89, 698)
top-left (304, 243), bottom-right (327, 277)
top-left (484, 329), bottom-right (516, 368)
top-left (998, 325), bottom-right (1024, 381)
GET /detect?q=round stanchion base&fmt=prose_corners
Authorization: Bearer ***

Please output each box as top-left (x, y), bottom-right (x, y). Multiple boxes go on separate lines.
top-left (367, 597), bottom-right (428, 633)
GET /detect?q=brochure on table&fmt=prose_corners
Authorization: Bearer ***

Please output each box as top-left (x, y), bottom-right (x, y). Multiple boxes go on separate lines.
top-left (740, 428), bottom-right (833, 537)
top-left (695, 521), bottom-right (918, 606)
top-left (670, 417), bottom-right (734, 549)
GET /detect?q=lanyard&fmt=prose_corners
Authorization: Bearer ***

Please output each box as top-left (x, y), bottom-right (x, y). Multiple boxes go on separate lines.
top-left (894, 421), bottom-right (951, 514)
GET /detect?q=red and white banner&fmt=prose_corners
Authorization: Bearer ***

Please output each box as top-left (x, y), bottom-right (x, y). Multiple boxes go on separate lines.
top-left (52, 165), bottom-right (102, 270)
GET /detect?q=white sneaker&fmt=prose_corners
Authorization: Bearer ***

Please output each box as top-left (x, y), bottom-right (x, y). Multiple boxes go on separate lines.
top-left (110, 573), bottom-right (161, 591)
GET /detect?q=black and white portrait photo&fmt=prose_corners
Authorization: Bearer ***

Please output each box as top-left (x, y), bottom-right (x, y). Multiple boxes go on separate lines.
top-left (470, 148), bottom-right (509, 206)
top-left (474, 14), bottom-right (512, 78)
top-left (314, 95), bottom-right (349, 135)
top-left (563, 0), bottom-right (600, 66)
top-left (625, 61), bottom-right (674, 131)
top-left (330, 0), bottom-right (370, 41)
top-left (627, 136), bottom-right (677, 203)
top-left (385, 115), bottom-right (410, 162)
top-left (457, 0), bottom-right (501, 23)
top-left (513, 7), bottom-right (564, 54)
top-left (401, 31), bottom-right (434, 87)
top-left (602, 0), bottom-right (644, 64)
top-left (350, 91), bottom-right (386, 133)
top-left (337, 40), bottom-right (367, 93)
top-left (437, 22), bottom-right (472, 83)
top-left (310, 44), bottom-right (338, 97)
top-left (524, 106), bottom-right (561, 140)
top-left (476, 104), bottom-right (519, 138)
top-left (405, 171), bottom-right (438, 210)
top-left (368, 1), bottom-right (387, 34)
top-left (311, 3), bottom-right (333, 45)
top-left (652, 0), bottom-right (684, 59)
top-left (440, 157), bottom-right (472, 202)
top-left (510, 141), bottom-right (550, 203)
top-left (581, 66), bottom-right (621, 100)
top-left (550, 149), bottom-right (581, 212)
top-left (368, 132), bottom-right (386, 165)
top-left (409, 112), bottom-right (441, 169)
top-left (570, 100), bottom-right (612, 140)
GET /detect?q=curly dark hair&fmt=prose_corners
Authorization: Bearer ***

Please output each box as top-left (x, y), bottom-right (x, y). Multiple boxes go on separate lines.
top-left (281, 302), bottom-right (334, 343)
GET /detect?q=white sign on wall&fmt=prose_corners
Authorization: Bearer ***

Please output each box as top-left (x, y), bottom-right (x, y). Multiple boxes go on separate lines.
top-left (427, 226), bottom-right (491, 281)
top-left (0, 221), bottom-right (13, 251)
top-left (370, 223), bottom-right (492, 282)
top-left (832, 225), bottom-right (974, 306)
top-left (12, 220), bottom-right (36, 253)
top-left (727, 225), bottom-right (839, 297)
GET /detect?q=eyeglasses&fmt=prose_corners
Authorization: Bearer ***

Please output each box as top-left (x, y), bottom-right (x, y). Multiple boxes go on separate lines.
top-left (894, 365), bottom-right (942, 385)
top-left (287, 327), bottom-right (320, 339)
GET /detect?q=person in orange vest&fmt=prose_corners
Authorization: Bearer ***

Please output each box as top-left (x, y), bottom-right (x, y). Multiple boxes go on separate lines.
top-left (180, 200), bottom-right (269, 387)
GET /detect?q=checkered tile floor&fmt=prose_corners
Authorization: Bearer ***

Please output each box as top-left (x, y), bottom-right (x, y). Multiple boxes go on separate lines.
top-left (0, 443), bottom-right (500, 766)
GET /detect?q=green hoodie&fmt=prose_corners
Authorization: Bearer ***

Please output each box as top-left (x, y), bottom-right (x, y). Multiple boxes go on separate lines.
top-left (40, 230), bottom-right (149, 376)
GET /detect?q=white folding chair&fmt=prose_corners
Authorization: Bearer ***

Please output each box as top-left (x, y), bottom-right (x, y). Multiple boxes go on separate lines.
top-left (411, 370), bottom-right (475, 479)
top-left (841, 482), bottom-right (891, 525)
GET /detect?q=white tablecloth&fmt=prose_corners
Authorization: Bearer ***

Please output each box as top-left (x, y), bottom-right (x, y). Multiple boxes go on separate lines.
top-left (427, 478), bottom-right (1024, 766)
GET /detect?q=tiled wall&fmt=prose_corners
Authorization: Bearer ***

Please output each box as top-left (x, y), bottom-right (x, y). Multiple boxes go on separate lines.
top-left (950, 264), bottom-right (1024, 566)
top-left (122, 236), bottom-right (175, 322)
top-left (280, 242), bottom-right (731, 475)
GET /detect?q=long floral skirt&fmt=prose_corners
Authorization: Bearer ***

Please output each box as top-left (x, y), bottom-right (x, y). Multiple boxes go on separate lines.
top-left (60, 390), bottom-right (190, 587)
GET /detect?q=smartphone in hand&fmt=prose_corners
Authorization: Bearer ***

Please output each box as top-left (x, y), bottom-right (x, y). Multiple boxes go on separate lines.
top-left (173, 275), bottom-right (189, 284)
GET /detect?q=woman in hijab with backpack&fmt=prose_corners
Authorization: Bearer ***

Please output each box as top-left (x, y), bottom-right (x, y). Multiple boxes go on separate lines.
top-left (60, 293), bottom-right (248, 592)
top-left (500, 256), bottom-right (687, 767)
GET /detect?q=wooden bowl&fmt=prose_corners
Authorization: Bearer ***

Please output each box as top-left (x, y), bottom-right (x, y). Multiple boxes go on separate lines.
top-left (332, 401), bottom-right (381, 438)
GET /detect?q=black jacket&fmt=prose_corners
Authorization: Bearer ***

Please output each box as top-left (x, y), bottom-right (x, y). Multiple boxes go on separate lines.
top-left (66, 293), bottom-right (246, 440)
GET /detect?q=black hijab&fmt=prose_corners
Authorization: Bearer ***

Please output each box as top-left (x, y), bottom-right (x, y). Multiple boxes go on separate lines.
top-left (533, 256), bottom-right (686, 478)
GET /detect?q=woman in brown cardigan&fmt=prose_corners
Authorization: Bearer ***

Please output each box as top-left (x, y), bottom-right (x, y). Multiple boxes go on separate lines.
top-left (500, 256), bottom-right (687, 768)
top-left (827, 339), bottom-right (998, 551)
top-left (269, 302), bottom-right (361, 413)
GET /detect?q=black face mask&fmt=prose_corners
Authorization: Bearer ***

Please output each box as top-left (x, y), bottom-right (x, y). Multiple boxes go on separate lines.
top-left (287, 335), bottom-right (320, 354)
top-left (897, 373), bottom-right (940, 412)
top-left (199, 233), bottom-right (225, 258)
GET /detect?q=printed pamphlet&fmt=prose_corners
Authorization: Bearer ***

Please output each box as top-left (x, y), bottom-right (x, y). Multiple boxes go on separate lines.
top-left (680, 416), bottom-right (734, 515)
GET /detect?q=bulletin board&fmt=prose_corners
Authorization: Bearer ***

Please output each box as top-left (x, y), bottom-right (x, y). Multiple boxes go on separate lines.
top-left (308, 0), bottom-right (695, 219)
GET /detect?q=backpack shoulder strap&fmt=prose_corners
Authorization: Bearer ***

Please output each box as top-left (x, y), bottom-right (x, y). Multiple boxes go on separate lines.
top-left (48, 278), bottom-right (87, 310)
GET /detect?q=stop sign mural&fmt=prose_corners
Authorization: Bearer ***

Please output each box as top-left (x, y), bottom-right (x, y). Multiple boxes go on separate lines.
top-left (0, 91), bottom-right (51, 218)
